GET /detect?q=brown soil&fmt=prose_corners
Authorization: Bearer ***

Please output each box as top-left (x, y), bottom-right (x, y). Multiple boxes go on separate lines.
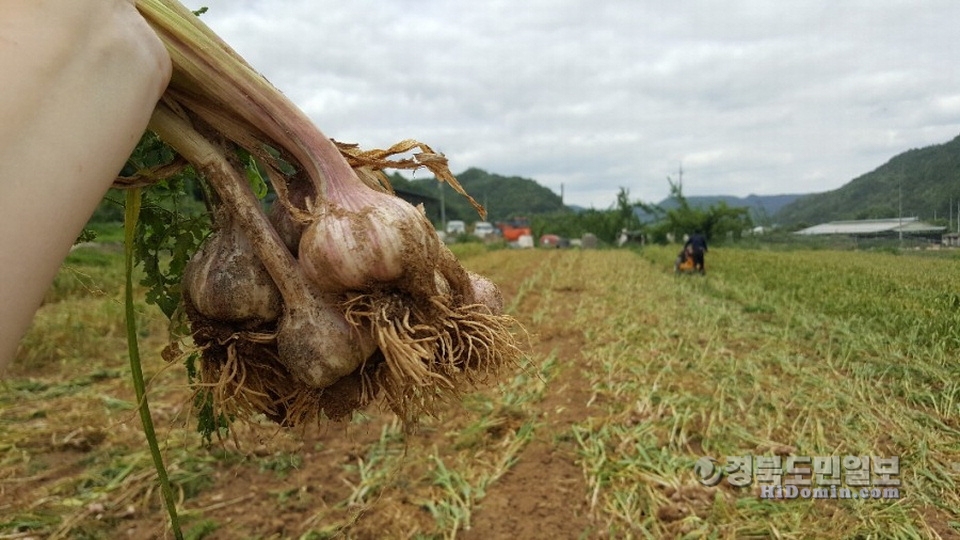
top-left (455, 251), bottom-right (596, 539)
top-left (460, 327), bottom-right (595, 540)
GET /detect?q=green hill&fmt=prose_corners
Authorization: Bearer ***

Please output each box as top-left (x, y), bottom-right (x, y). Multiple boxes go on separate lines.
top-left (776, 134), bottom-right (960, 226)
top-left (391, 167), bottom-right (566, 224)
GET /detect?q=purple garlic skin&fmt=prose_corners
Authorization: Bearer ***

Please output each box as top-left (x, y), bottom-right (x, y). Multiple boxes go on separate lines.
top-left (298, 192), bottom-right (440, 294)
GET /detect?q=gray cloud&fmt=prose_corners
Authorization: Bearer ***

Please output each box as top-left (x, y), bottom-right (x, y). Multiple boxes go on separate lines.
top-left (182, 0), bottom-right (960, 208)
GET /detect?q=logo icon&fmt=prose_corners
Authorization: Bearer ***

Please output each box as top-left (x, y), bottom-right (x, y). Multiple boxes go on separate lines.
top-left (694, 456), bottom-right (722, 486)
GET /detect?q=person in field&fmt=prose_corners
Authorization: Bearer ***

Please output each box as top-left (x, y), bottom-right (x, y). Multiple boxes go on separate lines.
top-left (674, 244), bottom-right (694, 273)
top-left (683, 230), bottom-right (708, 274)
top-left (0, 0), bottom-right (171, 369)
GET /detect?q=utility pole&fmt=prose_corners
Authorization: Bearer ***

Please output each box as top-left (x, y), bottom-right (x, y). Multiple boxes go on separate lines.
top-left (439, 181), bottom-right (446, 232)
top-left (898, 179), bottom-right (903, 244)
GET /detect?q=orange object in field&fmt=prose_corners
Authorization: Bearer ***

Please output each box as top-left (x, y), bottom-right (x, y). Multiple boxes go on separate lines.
top-left (497, 217), bottom-right (532, 242)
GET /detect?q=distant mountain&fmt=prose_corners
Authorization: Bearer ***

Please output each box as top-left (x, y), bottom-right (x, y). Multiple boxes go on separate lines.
top-left (775, 134), bottom-right (960, 226)
top-left (390, 167), bottom-right (565, 224)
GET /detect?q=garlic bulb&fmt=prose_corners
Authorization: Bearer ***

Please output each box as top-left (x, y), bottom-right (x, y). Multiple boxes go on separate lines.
top-left (183, 216), bottom-right (282, 325)
top-left (277, 300), bottom-right (377, 388)
top-left (468, 272), bottom-right (504, 314)
top-left (298, 189), bottom-right (440, 294)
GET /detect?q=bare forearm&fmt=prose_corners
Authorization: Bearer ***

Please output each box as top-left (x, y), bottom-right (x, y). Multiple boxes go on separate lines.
top-left (0, 0), bottom-right (171, 367)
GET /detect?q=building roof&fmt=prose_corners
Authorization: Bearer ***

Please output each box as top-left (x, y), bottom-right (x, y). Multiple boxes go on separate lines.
top-left (795, 217), bottom-right (946, 236)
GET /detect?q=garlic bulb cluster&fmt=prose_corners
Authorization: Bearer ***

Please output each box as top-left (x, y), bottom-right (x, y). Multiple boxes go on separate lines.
top-left (140, 0), bottom-right (520, 427)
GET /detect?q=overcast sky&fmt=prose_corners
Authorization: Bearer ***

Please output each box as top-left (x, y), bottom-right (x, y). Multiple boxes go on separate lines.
top-left (181, 0), bottom-right (960, 209)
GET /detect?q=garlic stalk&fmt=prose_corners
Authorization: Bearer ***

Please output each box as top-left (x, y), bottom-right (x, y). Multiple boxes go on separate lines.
top-left (139, 0), bottom-right (451, 296)
top-left (136, 0), bottom-right (346, 200)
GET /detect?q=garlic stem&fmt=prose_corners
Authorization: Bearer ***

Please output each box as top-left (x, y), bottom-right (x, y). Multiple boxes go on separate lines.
top-left (148, 103), bottom-right (306, 301)
top-left (137, 0), bottom-right (356, 202)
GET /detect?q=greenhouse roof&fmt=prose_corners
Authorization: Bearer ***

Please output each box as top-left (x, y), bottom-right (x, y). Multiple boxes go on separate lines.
top-left (795, 217), bottom-right (946, 235)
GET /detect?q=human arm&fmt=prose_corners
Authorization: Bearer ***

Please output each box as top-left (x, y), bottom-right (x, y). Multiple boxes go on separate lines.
top-left (0, 0), bottom-right (171, 368)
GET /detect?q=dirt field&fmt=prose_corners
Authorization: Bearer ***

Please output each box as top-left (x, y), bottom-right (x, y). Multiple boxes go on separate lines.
top-left (3, 246), bottom-right (960, 539)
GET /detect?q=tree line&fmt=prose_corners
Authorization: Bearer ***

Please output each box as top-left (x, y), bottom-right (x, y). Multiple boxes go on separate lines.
top-left (533, 180), bottom-right (752, 245)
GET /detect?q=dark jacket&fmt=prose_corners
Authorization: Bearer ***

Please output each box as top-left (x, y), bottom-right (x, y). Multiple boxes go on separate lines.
top-left (685, 233), bottom-right (708, 253)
